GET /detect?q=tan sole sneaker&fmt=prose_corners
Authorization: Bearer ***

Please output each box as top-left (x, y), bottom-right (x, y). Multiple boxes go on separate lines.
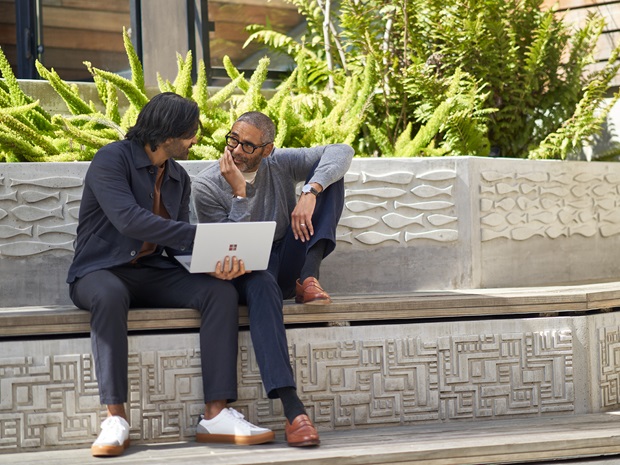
top-left (91, 438), bottom-right (130, 457)
top-left (196, 430), bottom-right (275, 445)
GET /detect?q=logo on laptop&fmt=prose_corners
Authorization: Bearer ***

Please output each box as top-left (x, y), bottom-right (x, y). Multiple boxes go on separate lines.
top-left (229, 244), bottom-right (237, 251)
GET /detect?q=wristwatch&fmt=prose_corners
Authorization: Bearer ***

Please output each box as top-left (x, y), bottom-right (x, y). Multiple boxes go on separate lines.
top-left (302, 184), bottom-right (320, 196)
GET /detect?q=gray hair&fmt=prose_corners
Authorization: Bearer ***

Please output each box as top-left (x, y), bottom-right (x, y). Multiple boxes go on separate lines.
top-left (235, 112), bottom-right (276, 144)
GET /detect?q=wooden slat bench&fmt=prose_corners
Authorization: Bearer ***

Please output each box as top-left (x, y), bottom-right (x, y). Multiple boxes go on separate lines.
top-left (3, 280), bottom-right (620, 337)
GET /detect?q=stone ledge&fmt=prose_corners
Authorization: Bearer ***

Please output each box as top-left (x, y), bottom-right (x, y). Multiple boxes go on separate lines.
top-left (2, 309), bottom-right (620, 452)
top-left (5, 157), bottom-right (620, 307)
top-left (3, 280), bottom-right (620, 337)
top-left (3, 282), bottom-right (620, 452)
top-left (4, 412), bottom-right (620, 464)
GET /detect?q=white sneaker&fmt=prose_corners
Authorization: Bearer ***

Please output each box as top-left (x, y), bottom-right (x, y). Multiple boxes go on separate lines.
top-left (196, 407), bottom-right (275, 445)
top-left (91, 416), bottom-right (130, 457)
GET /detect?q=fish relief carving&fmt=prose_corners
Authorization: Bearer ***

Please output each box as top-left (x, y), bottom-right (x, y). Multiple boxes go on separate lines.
top-left (382, 212), bottom-right (424, 229)
top-left (21, 190), bottom-right (61, 203)
top-left (404, 229), bottom-right (458, 242)
top-left (355, 231), bottom-right (401, 245)
top-left (516, 172), bottom-right (548, 182)
top-left (481, 171), bottom-right (512, 182)
top-left (345, 187), bottom-right (407, 199)
top-left (496, 183), bottom-right (520, 195)
top-left (427, 214), bottom-right (457, 227)
top-left (569, 223), bottom-right (597, 237)
top-left (481, 228), bottom-right (511, 241)
top-left (410, 184), bottom-right (453, 198)
top-left (605, 173), bottom-right (620, 184)
top-left (573, 172), bottom-right (602, 183)
top-left (600, 224), bottom-right (620, 238)
top-left (345, 200), bottom-right (388, 213)
top-left (519, 184), bottom-right (537, 195)
top-left (361, 171), bottom-right (414, 185)
top-left (0, 240), bottom-right (75, 256)
top-left (38, 223), bottom-right (79, 236)
top-left (394, 200), bottom-right (453, 211)
top-left (336, 231), bottom-right (354, 244)
top-left (0, 190), bottom-right (18, 201)
top-left (12, 205), bottom-right (64, 222)
top-left (10, 176), bottom-right (83, 189)
top-left (417, 169), bottom-right (456, 181)
top-left (481, 213), bottom-right (506, 228)
top-left (0, 225), bottom-right (33, 239)
top-left (338, 216), bottom-right (380, 229)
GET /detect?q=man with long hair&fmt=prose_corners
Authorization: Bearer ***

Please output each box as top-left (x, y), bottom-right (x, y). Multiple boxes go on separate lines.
top-left (67, 93), bottom-right (274, 457)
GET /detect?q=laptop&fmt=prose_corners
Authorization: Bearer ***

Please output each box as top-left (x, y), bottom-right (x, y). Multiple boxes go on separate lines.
top-left (175, 221), bottom-right (277, 273)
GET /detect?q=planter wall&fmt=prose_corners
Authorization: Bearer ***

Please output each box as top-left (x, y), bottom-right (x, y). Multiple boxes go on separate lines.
top-left (2, 310), bottom-right (620, 452)
top-left (2, 157), bottom-right (620, 306)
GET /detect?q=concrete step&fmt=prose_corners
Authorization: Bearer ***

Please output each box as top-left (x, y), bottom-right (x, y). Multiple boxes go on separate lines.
top-left (3, 412), bottom-right (620, 465)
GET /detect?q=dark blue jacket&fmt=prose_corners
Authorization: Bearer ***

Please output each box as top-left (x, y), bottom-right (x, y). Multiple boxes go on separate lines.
top-left (67, 139), bottom-right (196, 283)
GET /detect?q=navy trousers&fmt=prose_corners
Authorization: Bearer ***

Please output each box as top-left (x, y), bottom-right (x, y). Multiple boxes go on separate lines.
top-left (70, 264), bottom-right (240, 405)
top-left (232, 176), bottom-right (345, 398)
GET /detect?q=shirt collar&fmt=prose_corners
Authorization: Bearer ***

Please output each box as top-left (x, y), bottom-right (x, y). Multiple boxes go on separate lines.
top-left (129, 139), bottom-right (183, 182)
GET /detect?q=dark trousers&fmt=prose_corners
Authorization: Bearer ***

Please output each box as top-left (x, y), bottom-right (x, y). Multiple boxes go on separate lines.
top-left (233, 176), bottom-right (345, 398)
top-left (70, 264), bottom-right (239, 405)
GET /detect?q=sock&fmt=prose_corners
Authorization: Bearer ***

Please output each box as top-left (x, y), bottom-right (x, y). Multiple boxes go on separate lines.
top-left (276, 387), bottom-right (306, 423)
top-left (300, 240), bottom-right (327, 283)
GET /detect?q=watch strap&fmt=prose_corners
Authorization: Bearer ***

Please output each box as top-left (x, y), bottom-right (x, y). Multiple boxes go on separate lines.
top-left (302, 184), bottom-right (320, 196)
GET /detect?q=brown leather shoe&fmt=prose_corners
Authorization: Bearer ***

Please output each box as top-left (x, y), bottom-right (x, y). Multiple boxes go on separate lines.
top-left (285, 414), bottom-right (320, 447)
top-left (295, 277), bottom-right (332, 305)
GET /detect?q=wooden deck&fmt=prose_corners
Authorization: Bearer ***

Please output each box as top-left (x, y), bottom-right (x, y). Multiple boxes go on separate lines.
top-left (3, 412), bottom-right (620, 465)
top-left (3, 280), bottom-right (620, 338)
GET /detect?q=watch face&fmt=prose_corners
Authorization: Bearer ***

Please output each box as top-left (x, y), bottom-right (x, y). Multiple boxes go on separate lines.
top-left (302, 184), bottom-right (318, 196)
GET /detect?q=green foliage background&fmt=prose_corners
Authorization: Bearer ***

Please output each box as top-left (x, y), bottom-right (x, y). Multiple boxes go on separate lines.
top-left (246, 0), bottom-right (620, 159)
top-left (0, 28), bottom-right (374, 162)
top-left (1, 0), bottom-right (620, 162)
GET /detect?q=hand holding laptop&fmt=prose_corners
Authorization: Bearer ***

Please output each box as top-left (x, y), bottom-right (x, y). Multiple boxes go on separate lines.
top-left (175, 221), bottom-right (277, 274)
top-left (209, 255), bottom-right (248, 280)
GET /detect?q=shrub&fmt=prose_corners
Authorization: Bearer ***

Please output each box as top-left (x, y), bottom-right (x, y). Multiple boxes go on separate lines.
top-left (245, 0), bottom-right (620, 159)
top-left (0, 28), bottom-right (374, 162)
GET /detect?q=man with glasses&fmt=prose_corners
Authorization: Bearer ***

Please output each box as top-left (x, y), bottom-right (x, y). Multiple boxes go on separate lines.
top-left (67, 95), bottom-right (275, 457)
top-left (192, 111), bottom-right (353, 447)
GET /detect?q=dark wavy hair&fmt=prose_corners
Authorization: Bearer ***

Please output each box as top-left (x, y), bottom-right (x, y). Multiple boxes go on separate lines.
top-left (126, 92), bottom-right (201, 151)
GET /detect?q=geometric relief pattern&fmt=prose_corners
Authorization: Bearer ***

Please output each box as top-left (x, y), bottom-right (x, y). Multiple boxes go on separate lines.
top-left (480, 168), bottom-right (620, 242)
top-left (297, 330), bottom-right (574, 430)
top-left (599, 325), bottom-right (620, 409)
top-left (0, 354), bottom-right (99, 450)
top-left (0, 328), bottom-right (575, 452)
top-left (339, 165), bottom-right (459, 246)
top-left (0, 350), bottom-right (209, 452)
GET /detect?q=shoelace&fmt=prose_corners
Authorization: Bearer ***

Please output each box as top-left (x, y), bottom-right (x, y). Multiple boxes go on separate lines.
top-left (226, 408), bottom-right (262, 429)
top-left (97, 417), bottom-right (127, 443)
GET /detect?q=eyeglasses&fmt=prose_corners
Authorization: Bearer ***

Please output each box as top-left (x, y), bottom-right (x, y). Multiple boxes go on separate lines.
top-left (225, 133), bottom-right (270, 154)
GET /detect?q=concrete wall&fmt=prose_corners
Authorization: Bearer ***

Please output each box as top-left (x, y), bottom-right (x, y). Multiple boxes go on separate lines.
top-left (3, 157), bottom-right (620, 306)
top-left (1, 310), bottom-right (618, 452)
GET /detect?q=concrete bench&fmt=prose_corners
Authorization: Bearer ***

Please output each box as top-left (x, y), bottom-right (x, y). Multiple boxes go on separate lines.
top-left (3, 281), bottom-right (620, 337)
top-left (3, 283), bottom-right (620, 453)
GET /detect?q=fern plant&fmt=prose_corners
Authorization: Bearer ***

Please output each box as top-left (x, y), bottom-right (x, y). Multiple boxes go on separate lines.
top-left (0, 26), bottom-right (374, 162)
top-left (245, 0), bottom-right (620, 159)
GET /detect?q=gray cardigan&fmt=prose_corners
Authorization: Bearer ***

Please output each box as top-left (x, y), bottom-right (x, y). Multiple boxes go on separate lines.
top-left (192, 144), bottom-right (354, 242)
